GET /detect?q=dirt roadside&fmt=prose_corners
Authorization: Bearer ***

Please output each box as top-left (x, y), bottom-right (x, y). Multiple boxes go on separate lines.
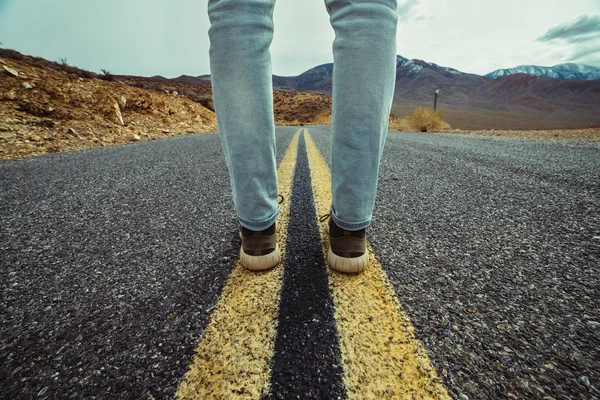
top-left (437, 128), bottom-right (600, 141)
top-left (0, 49), bottom-right (337, 161)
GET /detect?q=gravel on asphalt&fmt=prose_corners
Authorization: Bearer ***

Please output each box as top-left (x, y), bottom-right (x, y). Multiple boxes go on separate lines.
top-left (0, 128), bottom-right (296, 398)
top-left (309, 127), bottom-right (600, 399)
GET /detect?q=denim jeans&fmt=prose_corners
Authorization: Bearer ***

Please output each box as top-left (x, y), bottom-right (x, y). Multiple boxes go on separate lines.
top-left (208, 0), bottom-right (398, 231)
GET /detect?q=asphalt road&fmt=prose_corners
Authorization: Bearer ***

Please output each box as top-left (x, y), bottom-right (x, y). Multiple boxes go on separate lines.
top-left (1, 126), bottom-right (599, 399)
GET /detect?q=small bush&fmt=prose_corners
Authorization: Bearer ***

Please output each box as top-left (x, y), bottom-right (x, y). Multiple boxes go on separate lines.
top-left (388, 115), bottom-right (411, 131)
top-left (54, 57), bottom-right (95, 79)
top-left (406, 107), bottom-right (450, 132)
top-left (100, 69), bottom-right (114, 81)
top-left (198, 98), bottom-right (214, 112)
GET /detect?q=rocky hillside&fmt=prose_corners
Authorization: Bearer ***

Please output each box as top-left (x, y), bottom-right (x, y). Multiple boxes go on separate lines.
top-left (0, 50), bottom-right (337, 160)
top-left (125, 74), bottom-right (334, 126)
top-left (0, 49), bottom-right (217, 160)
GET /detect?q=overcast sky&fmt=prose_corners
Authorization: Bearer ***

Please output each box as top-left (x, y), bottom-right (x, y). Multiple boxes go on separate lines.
top-left (1, 0), bottom-right (599, 78)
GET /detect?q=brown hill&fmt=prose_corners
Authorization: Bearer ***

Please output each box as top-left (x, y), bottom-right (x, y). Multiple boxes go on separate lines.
top-left (120, 74), bottom-right (333, 126)
top-left (191, 56), bottom-right (600, 129)
top-left (0, 49), bottom-right (217, 160)
top-left (271, 58), bottom-right (600, 129)
top-left (0, 49), bottom-right (335, 160)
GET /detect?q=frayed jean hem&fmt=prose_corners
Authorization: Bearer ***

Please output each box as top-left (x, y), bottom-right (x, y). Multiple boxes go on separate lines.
top-left (238, 205), bottom-right (280, 231)
top-left (330, 207), bottom-right (371, 231)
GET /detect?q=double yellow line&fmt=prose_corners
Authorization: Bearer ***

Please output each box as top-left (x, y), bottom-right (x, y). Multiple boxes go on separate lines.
top-left (176, 130), bottom-right (300, 398)
top-left (177, 129), bottom-right (449, 399)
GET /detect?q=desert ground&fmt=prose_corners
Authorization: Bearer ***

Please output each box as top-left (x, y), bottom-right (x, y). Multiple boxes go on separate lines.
top-left (1, 49), bottom-right (598, 161)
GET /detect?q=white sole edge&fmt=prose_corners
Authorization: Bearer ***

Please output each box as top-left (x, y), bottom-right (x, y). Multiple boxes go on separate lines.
top-left (324, 219), bottom-right (368, 273)
top-left (239, 243), bottom-right (281, 271)
top-left (326, 247), bottom-right (369, 273)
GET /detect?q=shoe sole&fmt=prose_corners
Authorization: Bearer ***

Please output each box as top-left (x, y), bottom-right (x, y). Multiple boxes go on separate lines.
top-left (239, 243), bottom-right (281, 271)
top-left (327, 247), bottom-right (369, 273)
top-left (324, 220), bottom-right (368, 273)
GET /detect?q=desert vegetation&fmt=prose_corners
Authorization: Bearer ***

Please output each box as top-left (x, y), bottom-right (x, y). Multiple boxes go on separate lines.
top-left (389, 107), bottom-right (451, 132)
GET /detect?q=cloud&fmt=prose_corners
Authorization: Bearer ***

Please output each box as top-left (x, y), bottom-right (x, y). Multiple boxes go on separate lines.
top-left (396, 0), bottom-right (420, 21)
top-left (535, 14), bottom-right (600, 68)
top-left (569, 43), bottom-right (600, 62)
top-left (537, 14), bottom-right (600, 43)
top-left (396, 0), bottom-right (440, 23)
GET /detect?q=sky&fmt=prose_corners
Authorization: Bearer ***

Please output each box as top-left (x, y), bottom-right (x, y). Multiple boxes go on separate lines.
top-left (0, 0), bottom-right (599, 78)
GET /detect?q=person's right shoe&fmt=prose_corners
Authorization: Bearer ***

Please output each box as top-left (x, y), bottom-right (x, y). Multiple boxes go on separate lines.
top-left (239, 222), bottom-right (281, 271)
top-left (320, 214), bottom-right (369, 273)
top-left (238, 195), bottom-right (284, 271)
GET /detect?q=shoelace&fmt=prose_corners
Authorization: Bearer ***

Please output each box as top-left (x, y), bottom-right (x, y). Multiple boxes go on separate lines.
top-left (318, 213), bottom-right (365, 238)
top-left (318, 213), bottom-right (331, 223)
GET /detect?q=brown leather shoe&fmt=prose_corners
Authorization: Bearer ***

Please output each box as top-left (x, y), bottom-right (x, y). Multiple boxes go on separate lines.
top-left (320, 214), bottom-right (369, 273)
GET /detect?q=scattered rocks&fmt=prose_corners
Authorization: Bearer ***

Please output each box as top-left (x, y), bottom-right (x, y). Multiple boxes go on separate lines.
top-left (18, 102), bottom-right (54, 118)
top-left (0, 131), bottom-right (17, 139)
top-left (3, 65), bottom-right (19, 77)
top-left (5, 89), bottom-right (17, 100)
top-left (113, 101), bottom-right (124, 126)
top-left (33, 119), bottom-right (56, 128)
top-left (1, 49), bottom-right (218, 160)
top-left (445, 128), bottom-right (600, 141)
top-left (587, 320), bottom-right (600, 329)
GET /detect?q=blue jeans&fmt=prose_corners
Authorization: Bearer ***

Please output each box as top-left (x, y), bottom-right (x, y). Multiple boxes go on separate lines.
top-left (208, 0), bottom-right (398, 231)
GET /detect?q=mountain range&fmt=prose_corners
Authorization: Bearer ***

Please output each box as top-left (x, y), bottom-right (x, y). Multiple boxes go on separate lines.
top-left (179, 55), bottom-right (600, 129)
top-left (485, 63), bottom-right (600, 81)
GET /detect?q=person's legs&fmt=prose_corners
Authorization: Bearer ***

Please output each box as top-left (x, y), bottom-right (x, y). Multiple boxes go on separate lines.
top-left (208, 0), bottom-right (279, 232)
top-left (324, 0), bottom-right (398, 231)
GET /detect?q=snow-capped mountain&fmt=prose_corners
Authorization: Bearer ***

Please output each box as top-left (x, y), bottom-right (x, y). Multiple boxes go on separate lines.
top-left (180, 54), bottom-right (599, 126)
top-left (485, 63), bottom-right (600, 81)
top-left (269, 55), bottom-right (470, 93)
top-left (395, 55), bottom-right (461, 76)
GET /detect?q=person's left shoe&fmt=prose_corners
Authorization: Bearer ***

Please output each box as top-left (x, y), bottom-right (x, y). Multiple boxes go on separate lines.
top-left (239, 222), bottom-right (281, 270)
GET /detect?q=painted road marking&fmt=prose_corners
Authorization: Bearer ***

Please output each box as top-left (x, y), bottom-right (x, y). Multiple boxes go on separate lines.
top-left (176, 130), bottom-right (301, 399)
top-left (269, 132), bottom-right (346, 398)
top-left (305, 130), bottom-right (451, 399)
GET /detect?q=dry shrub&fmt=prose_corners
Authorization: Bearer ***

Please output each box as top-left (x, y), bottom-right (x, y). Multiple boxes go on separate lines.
top-left (388, 115), bottom-right (412, 131)
top-left (406, 107), bottom-right (450, 132)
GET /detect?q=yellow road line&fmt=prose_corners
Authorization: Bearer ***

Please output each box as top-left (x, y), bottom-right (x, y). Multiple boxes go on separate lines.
top-left (176, 130), bottom-right (301, 399)
top-left (304, 130), bottom-right (450, 399)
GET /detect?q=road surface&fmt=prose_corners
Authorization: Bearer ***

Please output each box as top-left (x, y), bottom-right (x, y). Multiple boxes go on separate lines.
top-left (1, 126), bottom-right (598, 398)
